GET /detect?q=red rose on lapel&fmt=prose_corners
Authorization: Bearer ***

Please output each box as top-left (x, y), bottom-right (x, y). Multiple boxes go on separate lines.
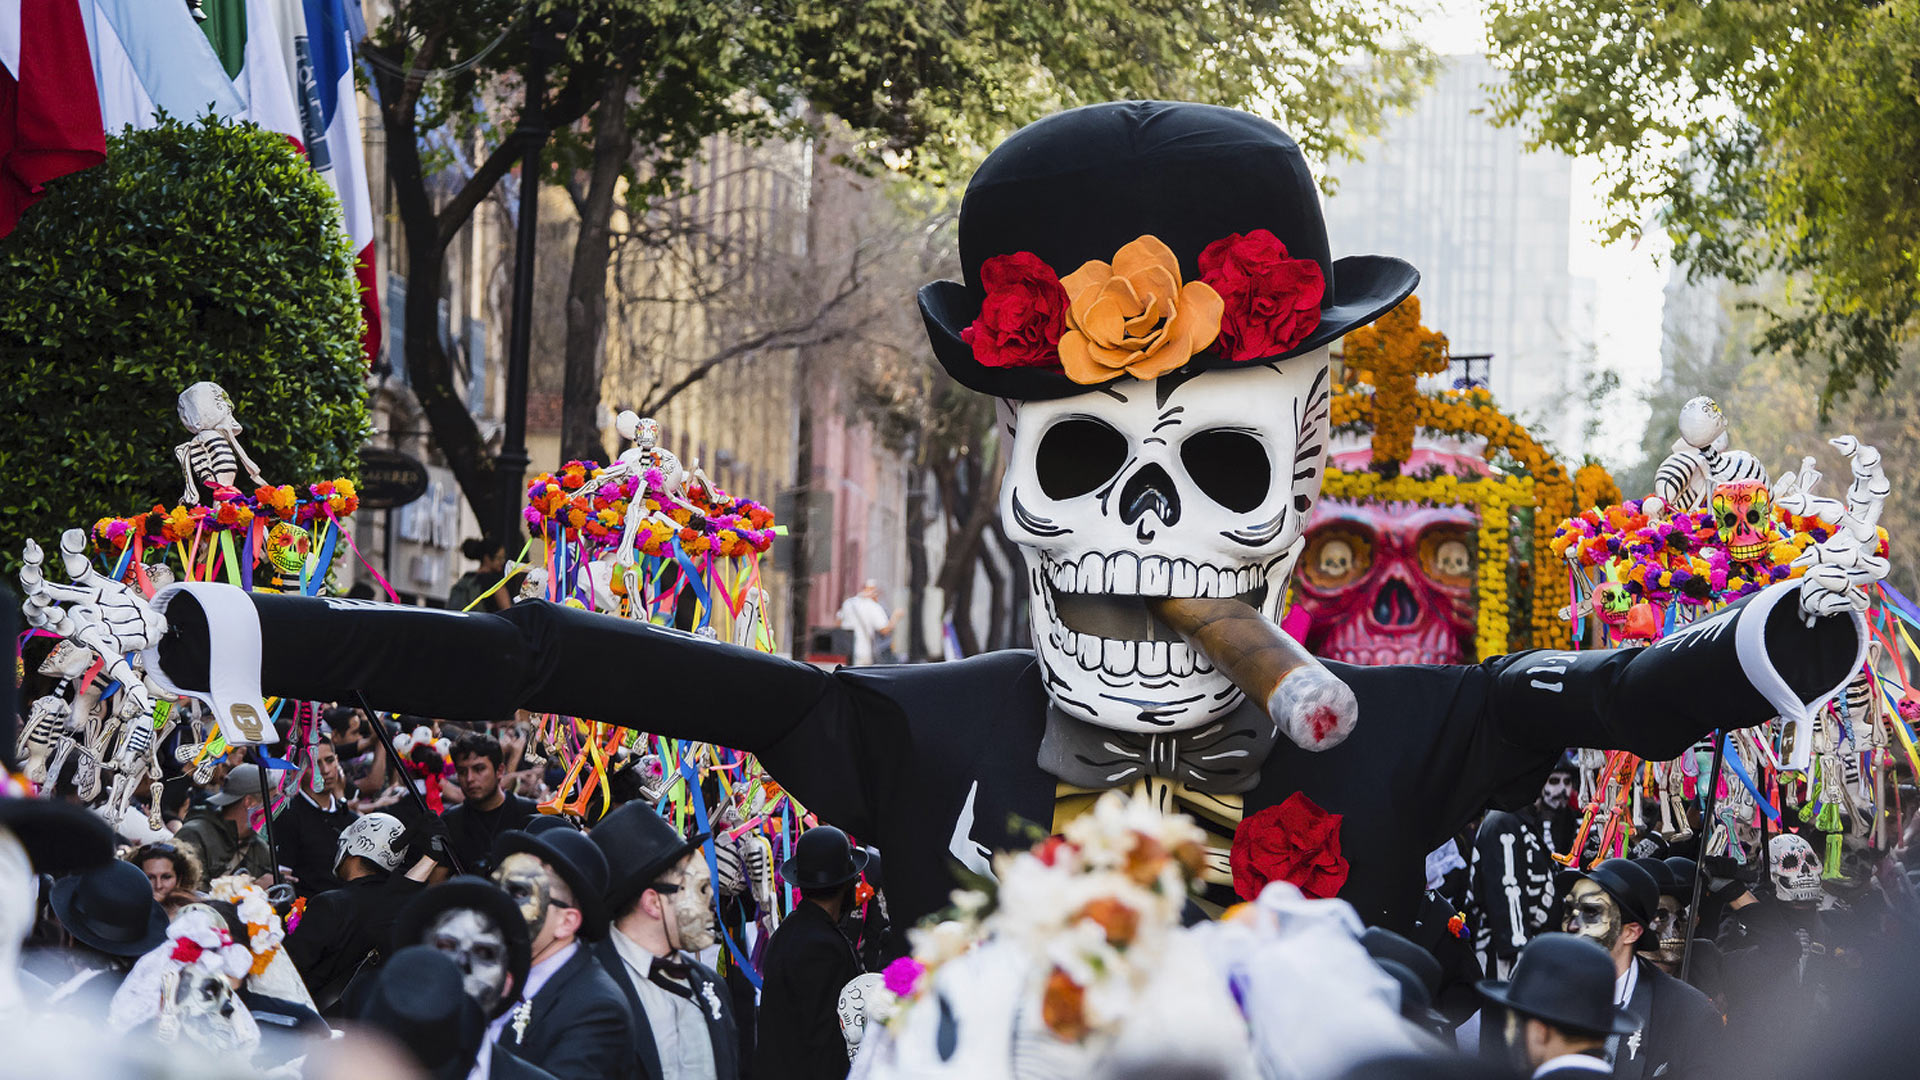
top-left (963, 252), bottom-right (1070, 369)
top-left (1229, 792), bottom-right (1349, 901)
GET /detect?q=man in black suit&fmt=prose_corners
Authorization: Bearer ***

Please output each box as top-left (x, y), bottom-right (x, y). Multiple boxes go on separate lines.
top-left (1479, 933), bottom-right (1639, 1078)
top-left (1559, 860), bottom-right (1722, 1079)
top-left (485, 826), bottom-right (636, 1080)
top-left (755, 827), bottom-right (865, 1080)
top-left (589, 802), bottom-right (739, 1080)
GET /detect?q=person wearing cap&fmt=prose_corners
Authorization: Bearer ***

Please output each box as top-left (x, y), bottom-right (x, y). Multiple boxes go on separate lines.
top-left (1478, 932), bottom-right (1639, 1078)
top-left (175, 762), bottom-right (274, 882)
top-left (25, 858), bottom-right (169, 1018)
top-left (1558, 858), bottom-right (1720, 1079)
top-left (589, 801), bottom-right (740, 1080)
top-left (755, 824), bottom-right (866, 1080)
top-left (485, 825), bottom-right (636, 1080)
top-left (1472, 756), bottom-right (1578, 978)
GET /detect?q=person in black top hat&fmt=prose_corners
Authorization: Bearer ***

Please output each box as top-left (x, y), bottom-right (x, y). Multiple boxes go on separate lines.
top-left (357, 943), bottom-right (557, 1080)
top-left (589, 801), bottom-right (740, 1080)
top-left (1478, 932), bottom-right (1637, 1078)
top-left (756, 825), bottom-right (866, 1080)
top-left (393, 876), bottom-right (533, 1022)
top-left (1557, 859), bottom-right (1720, 1079)
top-left (27, 858), bottom-right (169, 1016)
top-left (486, 826), bottom-right (636, 1080)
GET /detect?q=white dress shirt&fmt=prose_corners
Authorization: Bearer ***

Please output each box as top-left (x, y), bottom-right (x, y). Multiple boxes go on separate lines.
top-left (469, 941), bottom-right (578, 1080)
top-left (1534, 1052), bottom-right (1611, 1076)
top-left (1613, 960), bottom-right (1639, 1007)
top-left (612, 926), bottom-right (717, 1080)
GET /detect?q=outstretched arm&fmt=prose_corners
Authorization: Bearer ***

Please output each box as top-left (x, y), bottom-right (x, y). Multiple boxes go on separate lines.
top-left (1483, 580), bottom-right (1865, 762)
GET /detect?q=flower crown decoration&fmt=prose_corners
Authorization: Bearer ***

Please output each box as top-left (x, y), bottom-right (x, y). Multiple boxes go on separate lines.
top-left (524, 462), bottom-right (777, 559)
top-left (963, 231), bottom-right (1325, 384)
top-left (881, 790), bottom-right (1207, 1043)
top-left (91, 479), bottom-right (359, 552)
top-left (209, 873), bottom-right (287, 978)
top-left (163, 909), bottom-right (254, 980)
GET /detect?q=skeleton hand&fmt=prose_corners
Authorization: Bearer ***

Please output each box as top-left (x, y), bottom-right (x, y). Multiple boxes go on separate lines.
top-left (1794, 437), bottom-right (1890, 624)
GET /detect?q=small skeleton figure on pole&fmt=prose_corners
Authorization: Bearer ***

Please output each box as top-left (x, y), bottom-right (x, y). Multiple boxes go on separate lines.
top-left (1643, 397), bottom-right (1769, 518)
top-left (174, 382), bottom-right (268, 505)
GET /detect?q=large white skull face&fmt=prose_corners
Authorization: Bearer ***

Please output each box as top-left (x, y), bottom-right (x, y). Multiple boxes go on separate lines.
top-left (1001, 353), bottom-right (1331, 733)
top-left (1768, 832), bottom-right (1822, 903)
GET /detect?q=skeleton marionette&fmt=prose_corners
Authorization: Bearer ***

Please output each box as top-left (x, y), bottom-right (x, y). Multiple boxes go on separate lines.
top-left (149, 101), bottom-right (1886, 935)
top-left (173, 382), bottom-right (268, 505)
top-left (1644, 397), bottom-right (1769, 518)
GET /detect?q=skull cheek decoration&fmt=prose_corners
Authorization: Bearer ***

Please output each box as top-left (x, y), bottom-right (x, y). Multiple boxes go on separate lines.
top-left (425, 908), bottom-right (511, 1014)
top-left (1295, 500), bottom-right (1477, 667)
top-left (1769, 833), bottom-right (1823, 903)
top-left (1001, 354), bottom-right (1332, 733)
top-left (1563, 879), bottom-right (1623, 950)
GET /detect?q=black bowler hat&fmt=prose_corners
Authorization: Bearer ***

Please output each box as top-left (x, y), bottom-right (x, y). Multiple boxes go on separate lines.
top-left (493, 826), bottom-right (610, 939)
top-left (1376, 958), bottom-right (1449, 1028)
top-left (1661, 856), bottom-right (1699, 900)
top-left (589, 801), bottom-right (707, 916)
top-left (780, 825), bottom-right (869, 892)
top-left (1633, 857), bottom-right (1680, 898)
top-left (1557, 857), bottom-right (1661, 952)
top-left (49, 859), bottom-right (169, 957)
top-left (1477, 933), bottom-right (1638, 1036)
top-left (356, 945), bottom-right (487, 1080)
top-left (393, 876), bottom-right (533, 1019)
top-left (524, 814), bottom-right (581, 836)
top-left (1360, 926), bottom-right (1444, 1000)
top-left (919, 100), bottom-right (1420, 401)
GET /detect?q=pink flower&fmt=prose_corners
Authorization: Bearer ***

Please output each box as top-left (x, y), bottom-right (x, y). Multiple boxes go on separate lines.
top-left (883, 956), bottom-right (925, 997)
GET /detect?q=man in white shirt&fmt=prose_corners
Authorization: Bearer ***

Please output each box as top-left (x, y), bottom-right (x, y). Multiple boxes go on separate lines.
top-left (1477, 933), bottom-right (1638, 1079)
top-left (589, 802), bottom-right (740, 1080)
top-left (836, 581), bottom-right (898, 666)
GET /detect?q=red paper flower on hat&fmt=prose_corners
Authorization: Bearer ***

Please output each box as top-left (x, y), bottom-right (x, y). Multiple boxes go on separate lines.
top-left (1197, 229), bottom-right (1324, 363)
top-left (1229, 791), bottom-right (1349, 901)
top-left (170, 938), bottom-right (205, 964)
top-left (963, 252), bottom-right (1071, 369)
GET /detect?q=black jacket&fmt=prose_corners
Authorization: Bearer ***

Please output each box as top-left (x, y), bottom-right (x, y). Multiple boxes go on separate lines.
top-left (754, 902), bottom-right (860, 1080)
top-left (158, 584), bottom-right (1863, 935)
top-left (1613, 957), bottom-right (1723, 1080)
top-left (442, 792), bottom-right (540, 877)
top-left (592, 936), bottom-right (739, 1080)
top-left (285, 871), bottom-right (424, 1012)
top-left (272, 789), bottom-right (357, 897)
top-left (502, 943), bottom-right (638, 1080)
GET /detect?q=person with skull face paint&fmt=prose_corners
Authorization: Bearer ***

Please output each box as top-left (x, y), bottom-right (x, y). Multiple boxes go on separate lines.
top-left (1472, 756), bottom-right (1579, 976)
top-left (484, 825), bottom-right (637, 1080)
top-left (148, 100), bottom-right (1883, 952)
top-left (1555, 859), bottom-right (1721, 1079)
top-left (588, 801), bottom-right (741, 1080)
top-left (1714, 830), bottom-right (1844, 1073)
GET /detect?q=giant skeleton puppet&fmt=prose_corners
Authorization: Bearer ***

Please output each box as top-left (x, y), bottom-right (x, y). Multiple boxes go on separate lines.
top-left (137, 102), bottom-right (1883, 933)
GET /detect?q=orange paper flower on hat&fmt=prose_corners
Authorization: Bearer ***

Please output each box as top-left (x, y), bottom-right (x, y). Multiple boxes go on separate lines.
top-left (1058, 235), bottom-right (1224, 384)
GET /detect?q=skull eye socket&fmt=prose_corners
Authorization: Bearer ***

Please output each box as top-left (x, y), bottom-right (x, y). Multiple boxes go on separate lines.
top-left (1418, 528), bottom-right (1476, 587)
top-left (1179, 428), bottom-right (1270, 512)
top-left (1036, 417), bottom-right (1128, 500)
top-left (1301, 528), bottom-right (1372, 589)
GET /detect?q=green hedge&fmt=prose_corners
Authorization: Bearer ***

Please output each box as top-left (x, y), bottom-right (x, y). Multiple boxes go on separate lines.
top-left (0, 114), bottom-right (369, 572)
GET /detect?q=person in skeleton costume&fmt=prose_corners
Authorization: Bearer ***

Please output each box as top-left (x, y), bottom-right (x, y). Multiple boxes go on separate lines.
top-left (1470, 756), bottom-right (1577, 976)
top-left (145, 102), bottom-right (1882, 942)
top-left (1556, 859), bottom-right (1721, 1079)
top-left (1716, 829), bottom-right (1846, 1070)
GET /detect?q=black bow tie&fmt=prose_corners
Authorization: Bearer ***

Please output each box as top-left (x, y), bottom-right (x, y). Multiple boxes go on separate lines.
top-left (649, 954), bottom-right (693, 998)
top-left (1036, 701), bottom-right (1280, 794)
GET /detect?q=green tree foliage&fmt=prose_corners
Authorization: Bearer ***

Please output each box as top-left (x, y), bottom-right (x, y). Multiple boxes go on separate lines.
top-left (0, 115), bottom-right (369, 569)
top-left (1484, 0), bottom-right (1920, 412)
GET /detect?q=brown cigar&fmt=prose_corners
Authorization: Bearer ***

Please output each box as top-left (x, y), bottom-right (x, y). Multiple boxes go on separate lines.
top-left (1146, 596), bottom-right (1358, 751)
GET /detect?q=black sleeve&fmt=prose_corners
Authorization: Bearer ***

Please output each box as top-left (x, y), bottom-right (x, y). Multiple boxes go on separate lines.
top-left (1482, 583), bottom-right (1863, 761)
top-left (538, 990), bottom-right (637, 1080)
top-left (155, 592), bottom-right (886, 835)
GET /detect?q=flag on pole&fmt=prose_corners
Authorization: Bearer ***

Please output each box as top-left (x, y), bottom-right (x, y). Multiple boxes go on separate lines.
top-left (0, 0), bottom-right (106, 237)
top-left (298, 0), bottom-right (380, 364)
top-left (198, 0), bottom-right (304, 142)
top-left (79, 0), bottom-right (245, 135)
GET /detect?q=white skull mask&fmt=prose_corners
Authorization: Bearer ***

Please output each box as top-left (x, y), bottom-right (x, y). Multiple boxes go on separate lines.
top-left (1000, 353), bottom-right (1331, 733)
top-left (1769, 832), bottom-right (1823, 903)
top-left (425, 908), bottom-right (511, 1014)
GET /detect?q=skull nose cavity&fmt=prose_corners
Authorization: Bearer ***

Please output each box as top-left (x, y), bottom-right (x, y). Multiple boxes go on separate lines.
top-left (1120, 464), bottom-right (1181, 530)
top-left (1372, 578), bottom-right (1421, 627)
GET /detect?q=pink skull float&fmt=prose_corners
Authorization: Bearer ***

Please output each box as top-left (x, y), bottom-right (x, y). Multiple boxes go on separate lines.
top-left (1292, 446), bottom-right (1488, 666)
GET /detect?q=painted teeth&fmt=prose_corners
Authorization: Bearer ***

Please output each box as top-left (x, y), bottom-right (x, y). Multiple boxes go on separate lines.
top-left (1043, 553), bottom-right (1266, 599)
top-left (1047, 637), bottom-right (1214, 677)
